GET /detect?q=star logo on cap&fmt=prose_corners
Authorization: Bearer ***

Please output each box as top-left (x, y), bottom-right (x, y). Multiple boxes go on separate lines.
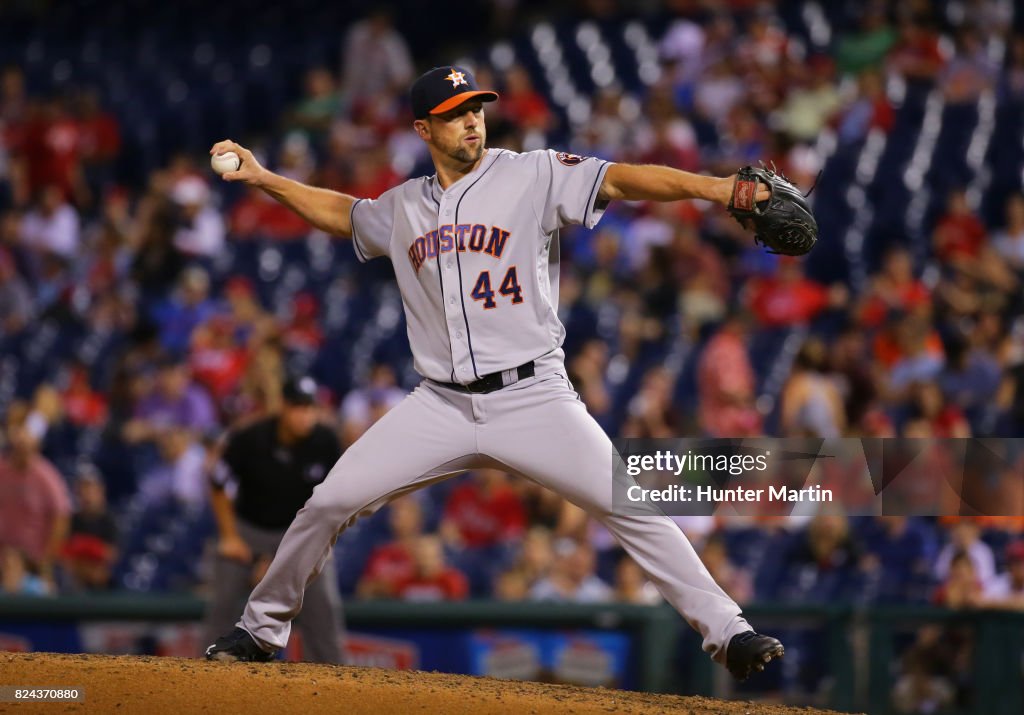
top-left (445, 69), bottom-right (468, 88)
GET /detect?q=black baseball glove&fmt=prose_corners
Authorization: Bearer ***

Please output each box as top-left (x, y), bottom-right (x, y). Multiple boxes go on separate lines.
top-left (727, 164), bottom-right (818, 256)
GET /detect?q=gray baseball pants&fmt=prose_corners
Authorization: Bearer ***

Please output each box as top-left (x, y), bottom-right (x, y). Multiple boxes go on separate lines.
top-left (238, 370), bottom-right (750, 662)
top-left (207, 518), bottom-right (343, 662)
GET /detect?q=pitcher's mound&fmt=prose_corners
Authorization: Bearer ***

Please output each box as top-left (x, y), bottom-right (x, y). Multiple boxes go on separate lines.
top-left (2, 652), bottom-right (850, 714)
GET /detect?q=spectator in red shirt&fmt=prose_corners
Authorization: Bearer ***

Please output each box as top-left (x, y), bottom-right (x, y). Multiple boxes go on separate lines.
top-left (499, 65), bottom-right (553, 134)
top-left (351, 149), bottom-right (400, 198)
top-left (189, 315), bottom-right (249, 404)
top-left (697, 314), bottom-right (762, 437)
top-left (60, 362), bottom-right (108, 428)
top-left (636, 114), bottom-right (702, 173)
top-left (0, 403), bottom-right (71, 589)
top-left (888, 16), bottom-right (947, 83)
top-left (75, 90), bottom-right (120, 167)
top-left (934, 189), bottom-right (986, 263)
top-left (357, 497), bottom-right (423, 599)
top-left (858, 247), bottom-right (931, 328)
top-left (75, 89), bottom-right (120, 207)
top-left (393, 535), bottom-right (468, 602)
top-left (440, 470), bottom-right (526, 549)
top-left (280, 292), bottom-right (324, 355)
top-left (229, 186), bottom-right (311, 240)
top-left (21, 97), bottom-right (82, 202)
top-left (873, 314), bottom-right (945, 371)
top-left (906, 382), bottom-right (971, 438)
top-left (747, 258), bottom-right (846, 328)
top-left (933, 189), bottom-right (1018, 296)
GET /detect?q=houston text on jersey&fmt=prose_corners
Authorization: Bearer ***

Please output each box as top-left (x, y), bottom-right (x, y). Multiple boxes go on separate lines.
top-left (407, 224), bottom-right (511, 272)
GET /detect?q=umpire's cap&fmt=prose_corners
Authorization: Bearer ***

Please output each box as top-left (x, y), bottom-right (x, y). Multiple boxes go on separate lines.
top-left (411, 66), bottom-right (498, 119)
top-left (282, 375), bottom-right (318, 406)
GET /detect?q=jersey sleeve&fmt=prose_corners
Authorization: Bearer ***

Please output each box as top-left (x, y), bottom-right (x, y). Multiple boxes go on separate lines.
top-left (349, 188), bottom-right (400, 262)
top-left (535, 149), bottom-right (613, 234)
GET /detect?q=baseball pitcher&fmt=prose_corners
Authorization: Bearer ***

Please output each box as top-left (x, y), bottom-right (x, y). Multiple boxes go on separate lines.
top-left (206, 65), bottom-right (792, 680)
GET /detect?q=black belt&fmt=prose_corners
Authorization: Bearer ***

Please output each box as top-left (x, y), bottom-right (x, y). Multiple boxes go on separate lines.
top-left (433, 361), bottom-right (535, 394)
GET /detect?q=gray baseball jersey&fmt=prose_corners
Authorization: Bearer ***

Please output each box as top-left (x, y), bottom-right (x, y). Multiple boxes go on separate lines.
top-left (349, 148), bottom-right (609, 383)
top-left (234, 147), bottom-right (751, 665)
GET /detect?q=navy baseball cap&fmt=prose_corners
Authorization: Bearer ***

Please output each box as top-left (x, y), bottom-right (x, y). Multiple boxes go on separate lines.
top-left (282, 375), bottom-right (318, 406)
top-left (410, 66), bottom-right (498, 119)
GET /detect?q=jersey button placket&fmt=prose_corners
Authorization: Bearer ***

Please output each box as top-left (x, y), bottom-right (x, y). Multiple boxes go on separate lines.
top-left (439, 194), bottom-right (472, 380)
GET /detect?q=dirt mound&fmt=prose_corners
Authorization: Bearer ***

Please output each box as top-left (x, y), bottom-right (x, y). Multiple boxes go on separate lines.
top-left (1, 652), bottom-right (849, 714)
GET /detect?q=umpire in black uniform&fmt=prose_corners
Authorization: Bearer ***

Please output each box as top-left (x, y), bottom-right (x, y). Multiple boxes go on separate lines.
top-left (203, 376), bottom-right (344, 662)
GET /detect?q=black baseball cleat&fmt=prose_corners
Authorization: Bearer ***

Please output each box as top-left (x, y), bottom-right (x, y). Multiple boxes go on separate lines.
top-left (725, 631), bottom-right (784, 681)
top-left (205, 627), bottom-right (276, 662)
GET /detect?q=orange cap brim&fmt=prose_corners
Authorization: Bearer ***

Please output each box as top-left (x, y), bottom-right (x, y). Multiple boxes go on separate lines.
top-left (429, 90), bottom-right (499, 115)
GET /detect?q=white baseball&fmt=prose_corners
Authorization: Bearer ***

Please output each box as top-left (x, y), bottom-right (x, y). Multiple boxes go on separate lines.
top-left (211, 151), bottom-right (241, 175)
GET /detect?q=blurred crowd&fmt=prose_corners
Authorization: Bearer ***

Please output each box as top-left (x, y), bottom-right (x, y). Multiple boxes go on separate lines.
top-left (1, 1), bottom-right (1024, 702)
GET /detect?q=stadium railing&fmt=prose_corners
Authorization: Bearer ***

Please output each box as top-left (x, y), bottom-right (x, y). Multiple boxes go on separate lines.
top-left (0, 595), bottom-right (1021, 714)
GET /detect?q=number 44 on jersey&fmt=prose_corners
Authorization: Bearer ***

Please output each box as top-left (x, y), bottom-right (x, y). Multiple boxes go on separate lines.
top-left (471, 266), bottom-right (524, 309)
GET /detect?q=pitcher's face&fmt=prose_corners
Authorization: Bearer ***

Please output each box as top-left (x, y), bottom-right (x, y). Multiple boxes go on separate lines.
top-left (418, 100), bottom-right (486, 165)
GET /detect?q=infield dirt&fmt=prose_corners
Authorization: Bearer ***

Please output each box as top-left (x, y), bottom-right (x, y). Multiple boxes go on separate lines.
top-left (1, 652), bottom-right (852, 714)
